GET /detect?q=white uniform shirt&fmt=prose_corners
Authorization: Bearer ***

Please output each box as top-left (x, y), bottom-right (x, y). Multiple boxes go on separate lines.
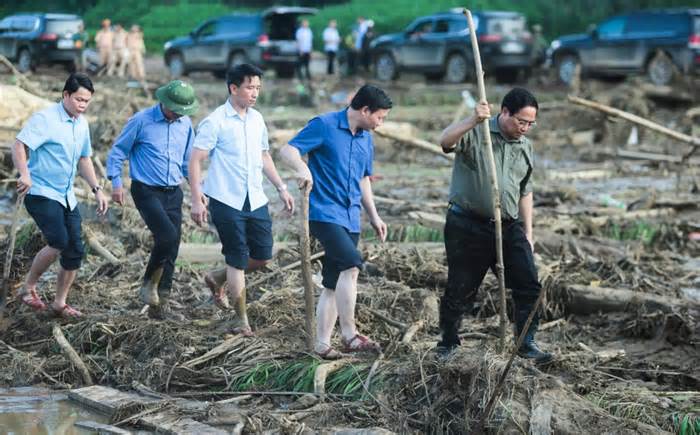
top-left (296, 27), bottom-right (313, 54)
top-left (323, 27), bottom-right (340, 52)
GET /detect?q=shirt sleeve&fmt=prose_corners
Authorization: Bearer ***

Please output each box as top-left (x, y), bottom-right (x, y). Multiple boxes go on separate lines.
top-left (106, 114), bottom-right (141, 189)
top-left (364, 136), bottom-right (374, 177)
top-left (181, 120), bottom-right (195, 180)
top-left (16, 112), bottom-right (48, 151)
top-left (193, 116), bottom-right (219, 151)
top-left (289, 117), bottom-right (325, 155)
top-left (520, 144), bottom-right (534, 196)
top-left (80, 120), bottom-right (92, 158)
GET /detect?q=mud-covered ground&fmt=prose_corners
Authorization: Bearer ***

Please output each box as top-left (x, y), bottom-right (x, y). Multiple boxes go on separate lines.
top-left (0, 58), bottom-right (698, 434)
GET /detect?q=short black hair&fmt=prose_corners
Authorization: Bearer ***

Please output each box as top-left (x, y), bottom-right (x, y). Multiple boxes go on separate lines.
top-left (63, 73), bottom-right (94, 94)
top-left (350, 84), bottom-right (392, 112)
top-left (226, 63), bottom-right (263, 91)
top-left (501, 87), bottom-right (538, 115)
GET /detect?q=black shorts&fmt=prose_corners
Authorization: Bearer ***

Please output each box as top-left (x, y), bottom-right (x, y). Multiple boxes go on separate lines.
top-left (24, 194), bottom-right (84, 270)
top-left (310, 221), bottom-right (362, 290)
top-left (209, 196), bottom-right (273, 270)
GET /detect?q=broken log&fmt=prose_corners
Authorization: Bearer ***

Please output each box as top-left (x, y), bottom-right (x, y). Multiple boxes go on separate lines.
top-left (84, 228), bottom-right (120, 264)
top-left (374, 127), bottom-right (454, 162)
top-left (53, 324), bottom-right (93, 386)
top-left (181, 336), bottom-right (243, 369)
top-left (559, 285), bottom-right (695, 315)
top-left (615, 149), bottom-right (700, 165)
top-left (314, 360), bottom-right (347, 396)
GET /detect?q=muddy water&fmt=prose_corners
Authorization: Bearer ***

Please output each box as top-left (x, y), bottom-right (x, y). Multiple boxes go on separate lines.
top-left (0, 387), bottom-right (110, 435)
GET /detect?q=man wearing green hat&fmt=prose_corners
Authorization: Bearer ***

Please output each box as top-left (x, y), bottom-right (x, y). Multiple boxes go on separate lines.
top-left (107, 80), bottom-right (198, 319)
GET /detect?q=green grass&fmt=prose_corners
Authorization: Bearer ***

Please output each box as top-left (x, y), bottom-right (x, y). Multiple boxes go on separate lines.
top-left (362, 224), bottom-right (443, 243)
top-left (604, 221), bottom-right (659, 245)
top-left (673, 413), bottom-right (700, 435)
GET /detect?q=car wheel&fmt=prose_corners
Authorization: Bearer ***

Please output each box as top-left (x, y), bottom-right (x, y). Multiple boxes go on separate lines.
top-left (444, 54), bottom-right (468, 83)
top-left (375, 53), bottom-right (397, 81)
top-left (228, 52), bottom-right (247, 71)
top-left (17, 48), bottom-right (32, 73)
top-left (168, 53), bottom-right (186, 77)
top-left (647, 51), bottom-right (674, 86)
top-left (556, 54), bottom-right (579, 85)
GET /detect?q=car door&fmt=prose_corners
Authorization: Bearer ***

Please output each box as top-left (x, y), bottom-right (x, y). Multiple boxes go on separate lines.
top-left (418, 18), bottom-right (451, 67)
top-left (201, 19), bottom-right (236, 68)
top-left (589, 16), bottom-right (635, 72)
top-left (0, 17), bottom-right (14, 58)
top-left (186, 20), bottom-right (217, 68)
top-left (400, 18), bottom-right (435, 67)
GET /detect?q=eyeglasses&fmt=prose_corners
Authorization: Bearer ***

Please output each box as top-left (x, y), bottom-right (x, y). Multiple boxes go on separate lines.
top-left (513, 115), bottom-right (537, 129)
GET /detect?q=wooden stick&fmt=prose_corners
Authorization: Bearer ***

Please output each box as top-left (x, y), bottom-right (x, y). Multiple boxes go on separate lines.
top-left (464, 9), bottom-right (508, 351)
top-left (83, 228), bottom-right (120, 264)
top-left (299, 183), bottom-right (316, 350)
top-left (471, 286), bottom-right (547, 434)
top-left (1, 194), bottom-right (24, 312)
top-left (374, 127), bottom-right (454, 162)
top-left (568, 94), bottom-right (700, 161)
top-left (313, 360), bottom-right (346, 396)
top-left (52, 324), bottom-right (93, 386)
top-left (247, 251), bottom-right (324, 288)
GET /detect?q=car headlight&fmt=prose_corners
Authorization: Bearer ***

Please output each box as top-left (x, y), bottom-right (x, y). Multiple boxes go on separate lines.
top-left (164, 41), bottom-right (172, 50)
top-left (549, 40), bottom-right (561, 51)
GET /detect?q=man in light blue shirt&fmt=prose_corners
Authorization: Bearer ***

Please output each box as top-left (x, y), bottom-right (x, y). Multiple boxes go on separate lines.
top-left (190, 64), bottom-right (293, 336)
top-left (295, 19), bottom-right (313, 80)
top-left (106, 80), bottom-right (198, 319)
top-left (12, 73), bottom-right (108, 318)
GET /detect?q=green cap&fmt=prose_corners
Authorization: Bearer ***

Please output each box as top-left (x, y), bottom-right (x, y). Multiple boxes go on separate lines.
top-left (155, 80), bottom-right (199, 116)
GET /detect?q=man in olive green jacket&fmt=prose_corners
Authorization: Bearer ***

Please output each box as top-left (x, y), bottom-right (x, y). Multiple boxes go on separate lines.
top-left (437, 87), bottom-right (552, 364)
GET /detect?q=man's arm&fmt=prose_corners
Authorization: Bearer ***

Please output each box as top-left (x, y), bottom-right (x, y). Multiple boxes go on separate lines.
top-left (78, 156), bottom-right (108, 216)
top-left (518, 192), bottom-right (534, 251)
top-left (360, 176), bottom-right (387, 242)
top-left (439, 101), bottom-right (491, 152)
top-left (262, 151), bottom-right (294, 213)
top-left (188, 148), bottom-right (209, 226)
top-left (11, 140), bottom-right (32, 195)
top-left (106, 116), bottom-right (140, 204)
top-left (280, 144), bottom-right (313, 190)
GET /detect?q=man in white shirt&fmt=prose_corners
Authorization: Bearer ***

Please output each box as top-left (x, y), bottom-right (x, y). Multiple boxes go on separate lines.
top-left (322, 19), bottom-right (340, 75)
top-left (189, 64), bottom-right (294, 336)
top-left (295, 19), bottom-right (313, 80)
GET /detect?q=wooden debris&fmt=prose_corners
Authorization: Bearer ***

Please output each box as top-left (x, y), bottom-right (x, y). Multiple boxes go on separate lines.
top-left (374, 127), bottom-right (454, 162)
top-left (84, 228), bottom-right (120, 265)
top-left (181, 336), bottom-right (243, 369)
top-left (401, 320), bottom-right (425, 344)
top-left (615, 149), bottom-right (700, 165)
top-left (407, 211), bottom-right (446, 229)
top-left (314, 360), bottom-right (347, 396)
top-left (547, 168), bottom-right (611, 181)
top-left (1, 195), bottom-right (23, 312)
top-left (561, 285), bottom-right (693, 315)
top-left (74, 421), bottom-right (131, 434)
top-left (53, 324), bottom-right (93, 386)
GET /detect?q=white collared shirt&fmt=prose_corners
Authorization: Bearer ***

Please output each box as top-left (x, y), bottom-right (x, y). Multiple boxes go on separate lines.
top-left (296, 27), bottom-right (313, 53)
top-left (194, 100), bottom-right (270, 211)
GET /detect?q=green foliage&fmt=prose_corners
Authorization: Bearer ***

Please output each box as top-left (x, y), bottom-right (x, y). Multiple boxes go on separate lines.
top-left (673, 413), bottom-right (700, 435)
top-left (604, 220), bottom-right (659, 245)
top-left (362, 224), bottom-right (443, 243)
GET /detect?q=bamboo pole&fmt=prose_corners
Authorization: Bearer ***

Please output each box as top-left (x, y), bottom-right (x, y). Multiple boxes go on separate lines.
top-left (299, 183), bottom-right (316, 350)
top-left (463, 9), bottom-right (508, 351)
top-left (0, 194), bottom-right (24, 312)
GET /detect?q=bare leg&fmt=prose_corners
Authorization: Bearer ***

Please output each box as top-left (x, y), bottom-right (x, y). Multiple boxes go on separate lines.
top-left (336, 267), bottom-right (360, 342)
top-left (25, 246), bottom-right (60, 292)
top-left (314, 288), bottom-right (338, 353)
top-left (52, 267), bottom-right (77, 310)
top-left (226, 266), bottom-right (253, 335)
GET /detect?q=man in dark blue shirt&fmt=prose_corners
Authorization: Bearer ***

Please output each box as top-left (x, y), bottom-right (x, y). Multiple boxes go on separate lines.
top-left (106, 80), bottom-right (198, 319)
top-left (281, 84), bottom-right (391, 359)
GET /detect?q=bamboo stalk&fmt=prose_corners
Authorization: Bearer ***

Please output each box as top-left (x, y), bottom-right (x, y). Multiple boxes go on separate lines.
top-left (464, 9), bottom-right (508, 351)
top-left (299, 183), bottom-right (316, 350)
top-left (1, 194), bottom-right (24, 312)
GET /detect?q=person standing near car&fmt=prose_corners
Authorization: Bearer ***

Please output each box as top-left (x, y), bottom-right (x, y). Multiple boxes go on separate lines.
top-left (189, 64), bottom-right (294, 336)
top-left (11, 73), bottom-right (108, 318)
top-left (127, 25), bottom-right (146, 81)
top-left (323, 19), bottom-right (340, 75)
top-left (94, 19), bottom-right (113, 73)
top-left (280, 84), bottom-right (391, 359)
top-left (295, 19), bottom-right (313, 80)
top-left (436, 88), bottom-right (553, 364)
top-left (109, 24), bottom-right (129, 77)
top-left (106, 80), bottom-right (198, 320)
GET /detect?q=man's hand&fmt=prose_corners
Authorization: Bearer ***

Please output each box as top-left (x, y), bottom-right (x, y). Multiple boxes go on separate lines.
top-left (95, 190), bottom-right (109, 216)
top-left (370, 215), bottom-right (387, 242)
top-left (474, 101), bottom-right (491, 123)
top-left (17, 174), bottom-right (31, 195)
top-left (112, 186), bottom-right (125, 205)
top-left (191, 197), bottom-right (208, 226)
top-left (278, 188), bottom-right (295, 214)
top-left (296, 166), bottom-right (313, 192)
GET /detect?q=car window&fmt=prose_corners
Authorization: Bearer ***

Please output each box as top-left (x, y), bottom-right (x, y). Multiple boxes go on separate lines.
top-left (487, 16), bottom-right (525, 37)
top-left (448, 17), bottom-right (468, 33)
top-left (0, 17), bottom-right (13, 32)
top-left (597, 17), bottom-right (626, 39)
top-left (46, 19), bottom-right (81, 35)
top-left (218, 17), bottom-right (259, 35)
top-left (407, 18), bottom-right (433, 35)
top-left (434, 19), bottom-right (450, 33)
top-left (198, 21), bottom-right (217, 37)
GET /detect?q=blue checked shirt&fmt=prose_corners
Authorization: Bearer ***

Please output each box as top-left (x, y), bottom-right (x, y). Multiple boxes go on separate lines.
top-left (106, 104), bottom-right (195, 189)
top-left (16, 102), bottom-right (92, 210)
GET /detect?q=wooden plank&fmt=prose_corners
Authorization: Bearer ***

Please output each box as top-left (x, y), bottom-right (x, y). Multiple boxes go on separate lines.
top-left (74, 420), bottom-right (131, 434)
top-left (68, 386), bottom-right (160, 417)
top-left (139, 412), bottom-right (229, 435)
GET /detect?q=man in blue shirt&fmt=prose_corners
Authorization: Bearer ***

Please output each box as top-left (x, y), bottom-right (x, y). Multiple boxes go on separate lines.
top-left (106, 80), bottom-right (198, 319)
top-left (190, 64), bottom-right (294, 336)
top-left (281, 84), bottom-right (391, 359)
top-left (12, 73), bottom-right (108, 318)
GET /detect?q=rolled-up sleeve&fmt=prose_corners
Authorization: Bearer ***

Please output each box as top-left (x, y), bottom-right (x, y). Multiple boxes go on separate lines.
top-left (289, 117), bottom-right (324, 155)
top-left (106, 114), bottom-right (141, 189)
top-left (16, 112), bottom-right (48, 151)
top-left (193, 116), bottom-right (219, 151)
top-left (182, 122), bottom-right (195, 179)
top-left (80, 121), bottom-right (92, 158)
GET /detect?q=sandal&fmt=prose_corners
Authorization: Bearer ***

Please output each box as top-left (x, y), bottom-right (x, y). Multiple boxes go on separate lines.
top-left (204, 274), bottom-right (230, 310)
top-left (314, 346), bottom-right (344, 360)
top-left (17, 288), bottom-right (47, 311)
top-left (51, 304), bottom-right (83, 319)
top-left (231, 324), bottom-right (255, 337)
top-left (341, 334), bottom-right (381, 353)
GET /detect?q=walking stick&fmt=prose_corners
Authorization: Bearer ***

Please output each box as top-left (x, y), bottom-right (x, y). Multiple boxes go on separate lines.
top-left (299, 182), bottom-right (316, 350)
top-left (463, 9), bottom-right (508, 351)
top-left (0, 194), bottom-right (24, 313)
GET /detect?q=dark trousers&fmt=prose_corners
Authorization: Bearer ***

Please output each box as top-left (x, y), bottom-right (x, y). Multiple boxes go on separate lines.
top-left (439, 208), bottom-right (541, 347)
top-left (325, 50), bottom-right (336, 75)
top-left (296, 52), bottom-right (311, 80)
top-left (130, 180), bottom-right (183, 297)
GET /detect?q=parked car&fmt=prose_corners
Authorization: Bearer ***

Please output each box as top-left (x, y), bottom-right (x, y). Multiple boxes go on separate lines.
top-left (163, 6), bottom-right (317, 78)
top-left (370, 10), bottom-right (534, 83)
top-left (0, 13), bottom-right (84, 73)
top-left (548, 8), bottom-right (700, 86)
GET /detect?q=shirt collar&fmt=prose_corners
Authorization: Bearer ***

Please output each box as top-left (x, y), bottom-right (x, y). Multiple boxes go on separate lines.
top-left (154, 104), bottom-right (181, 123)
top-left (491, 115), bottom-right (522, 144)
top-left (225, 99), bottom-right (247, 119)
top-left (57, 102), bottom-right (76, 123)
top-left (337, 109), bottom-right (365, 137)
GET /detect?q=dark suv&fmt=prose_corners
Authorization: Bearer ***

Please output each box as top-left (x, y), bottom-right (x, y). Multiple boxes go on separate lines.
top-left (164, 6), bottom-right (316, 78)
top-left (370, 10), bottom-right (533, 83)
top-left (549, 8), bottom-right (700, 85)
top-left (0, 13), bottom-right (83, 73)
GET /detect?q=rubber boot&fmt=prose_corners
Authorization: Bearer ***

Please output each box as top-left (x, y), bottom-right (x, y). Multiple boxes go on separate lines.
top-left (139, 267), bottom-right (163, 307)
top-left (148, 297), bottom-right (185, 321)
top-left (436, 300), bottom-right (466, 357)
top-left (514, 308), bottom-right (553, 364)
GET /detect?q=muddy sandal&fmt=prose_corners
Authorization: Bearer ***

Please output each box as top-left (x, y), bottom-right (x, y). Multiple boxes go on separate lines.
top-left (314, 346), bottom-right (344, 360)
top-left (204, 275), bottom-right (230, 310)
top-left (17, 289), bottom-right (47, 311)
top-left (51, 304), bottom-right (83, 319)
top-left (341, 334), bottom-right (381, 353)
top-left (231, 324), bottom-right (255, 337)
